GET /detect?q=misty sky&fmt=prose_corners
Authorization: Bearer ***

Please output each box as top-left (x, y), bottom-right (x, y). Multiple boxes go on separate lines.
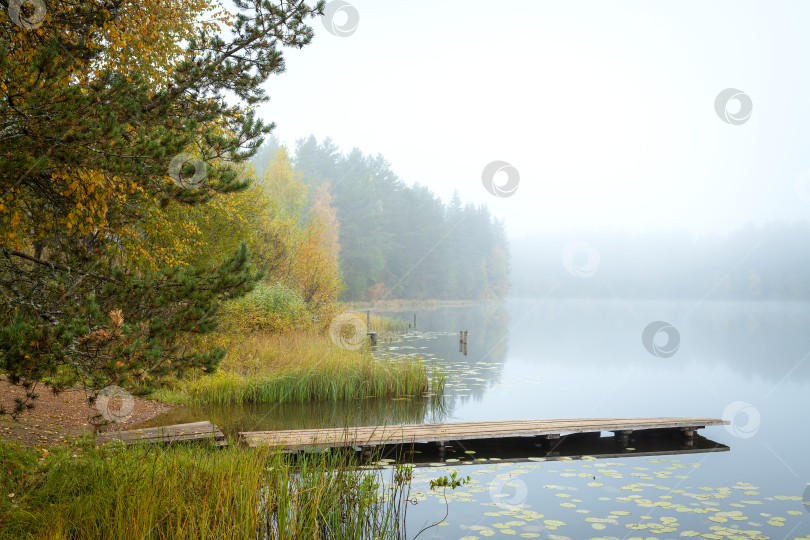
top-left (255, 0), bottom-right (810, 240)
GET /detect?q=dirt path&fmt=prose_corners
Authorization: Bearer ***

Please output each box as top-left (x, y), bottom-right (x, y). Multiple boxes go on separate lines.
top-left (0, 377), bottom-right (177, 446)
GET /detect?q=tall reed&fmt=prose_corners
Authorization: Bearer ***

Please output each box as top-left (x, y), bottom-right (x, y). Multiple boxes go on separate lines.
top-left (160, 332), bottom-right (445, 406)
top-left (0, 438), bottom-right (409, 539)
top-left (369, 313), bottom-right (409, 333)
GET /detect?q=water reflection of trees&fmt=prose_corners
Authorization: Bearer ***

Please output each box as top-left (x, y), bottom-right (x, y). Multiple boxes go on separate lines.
top-left (141, 397), bottom-right (446, 436)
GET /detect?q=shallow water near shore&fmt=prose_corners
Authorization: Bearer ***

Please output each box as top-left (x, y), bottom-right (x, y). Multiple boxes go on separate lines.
top-left (149, 298), bottom-right (810, 538)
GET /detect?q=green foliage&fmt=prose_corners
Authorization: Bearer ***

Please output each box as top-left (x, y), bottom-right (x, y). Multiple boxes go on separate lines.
top-left (0, 438), bottom-right (407, 539)
top-left (261, 147), bottom-right (310, 224)
top-left (280, 136), bottom-right (511, 301)
top-left (394, 464), bottom-right (413, 486)
top-left (0, 1), bottom-right (326, 414)
top-left (430, 471), bottom-right (471, 490)
top-left (0, 243), bottom-right (260, 416)
top-left (220, 282), bottom-right (311, 333)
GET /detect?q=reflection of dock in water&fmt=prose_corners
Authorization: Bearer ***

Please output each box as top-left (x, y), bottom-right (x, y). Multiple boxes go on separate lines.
top-left (396, 431), bottom-right (729, 468)
top-left (240, 417), bottom-right (729, 464)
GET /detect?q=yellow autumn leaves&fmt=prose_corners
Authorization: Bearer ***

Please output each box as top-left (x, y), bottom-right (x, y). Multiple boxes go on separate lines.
top-left (1, 0), bottom-right (229, 255)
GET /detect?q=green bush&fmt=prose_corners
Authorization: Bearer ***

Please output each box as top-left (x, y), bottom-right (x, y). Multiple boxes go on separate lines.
top-left (220, 282), bottom-right (311, 332)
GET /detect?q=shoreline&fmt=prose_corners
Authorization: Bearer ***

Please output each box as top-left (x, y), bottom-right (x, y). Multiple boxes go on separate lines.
top-left (0, 377), bottom-right (178, 447)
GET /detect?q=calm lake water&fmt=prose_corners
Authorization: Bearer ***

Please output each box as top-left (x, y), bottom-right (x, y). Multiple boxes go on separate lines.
top-left (151, 299), bottom-right (810, 538)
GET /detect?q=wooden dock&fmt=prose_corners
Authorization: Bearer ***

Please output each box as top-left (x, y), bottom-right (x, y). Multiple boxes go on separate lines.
top-left (239, 417), bottom-right (727, 451)
top-left (97, 421), bottom-right (227, 447)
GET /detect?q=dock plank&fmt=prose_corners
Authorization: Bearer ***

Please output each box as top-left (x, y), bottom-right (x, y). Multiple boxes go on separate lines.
top-left (98, 421), bottom-right (227, 447)
top-left (239, 417), bottom-right (727, 450)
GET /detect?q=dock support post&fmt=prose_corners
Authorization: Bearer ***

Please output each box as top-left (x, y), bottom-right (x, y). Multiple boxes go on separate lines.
top-left (436, 441), bottom-right (446, 460)
top-left (535, 434), bottom-right (560, 454)
top-left (680, 427), bottom-right (696, 447)
top-left (362, 445), bottom-right (376, 462)
top-left (614, 430), bottom-right (632, 448)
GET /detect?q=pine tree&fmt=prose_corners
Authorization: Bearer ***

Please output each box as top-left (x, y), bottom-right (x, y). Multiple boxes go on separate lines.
top-left (0, 0), bottom-right (325, 416)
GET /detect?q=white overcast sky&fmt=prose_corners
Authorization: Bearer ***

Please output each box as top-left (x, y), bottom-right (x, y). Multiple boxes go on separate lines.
top-left (255, 0), bottom-right (810, 240)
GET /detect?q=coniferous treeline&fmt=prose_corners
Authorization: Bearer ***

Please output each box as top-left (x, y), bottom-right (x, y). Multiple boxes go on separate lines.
top-left (252, 136), bottom-right (510, 301)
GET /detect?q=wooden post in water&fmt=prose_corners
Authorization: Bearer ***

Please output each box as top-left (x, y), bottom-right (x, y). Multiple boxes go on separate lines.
top-left (413, 312), bottom-right (417, 330)
top-left (343, 308), bottom-right (377, 346)
top-left (459, 331), bottom-right (468, 355)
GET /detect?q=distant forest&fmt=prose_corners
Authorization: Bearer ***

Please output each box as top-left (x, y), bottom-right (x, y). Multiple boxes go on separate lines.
top-left (511, 224), bottom-right (810, 300)
top-left (252, 137), bottom-right (510, 301)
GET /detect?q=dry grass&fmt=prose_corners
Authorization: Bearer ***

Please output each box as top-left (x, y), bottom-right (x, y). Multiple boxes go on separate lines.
top-left (158, 332), bottom-right (445, 406)
top-left (0, 438), bottom-right (409, 539)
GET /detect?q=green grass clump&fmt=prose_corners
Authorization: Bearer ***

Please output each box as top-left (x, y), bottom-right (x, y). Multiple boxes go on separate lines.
top-left (158, 332), bottom-right (446, 406)
top-left (0, 438), bottom-right (408, 539)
